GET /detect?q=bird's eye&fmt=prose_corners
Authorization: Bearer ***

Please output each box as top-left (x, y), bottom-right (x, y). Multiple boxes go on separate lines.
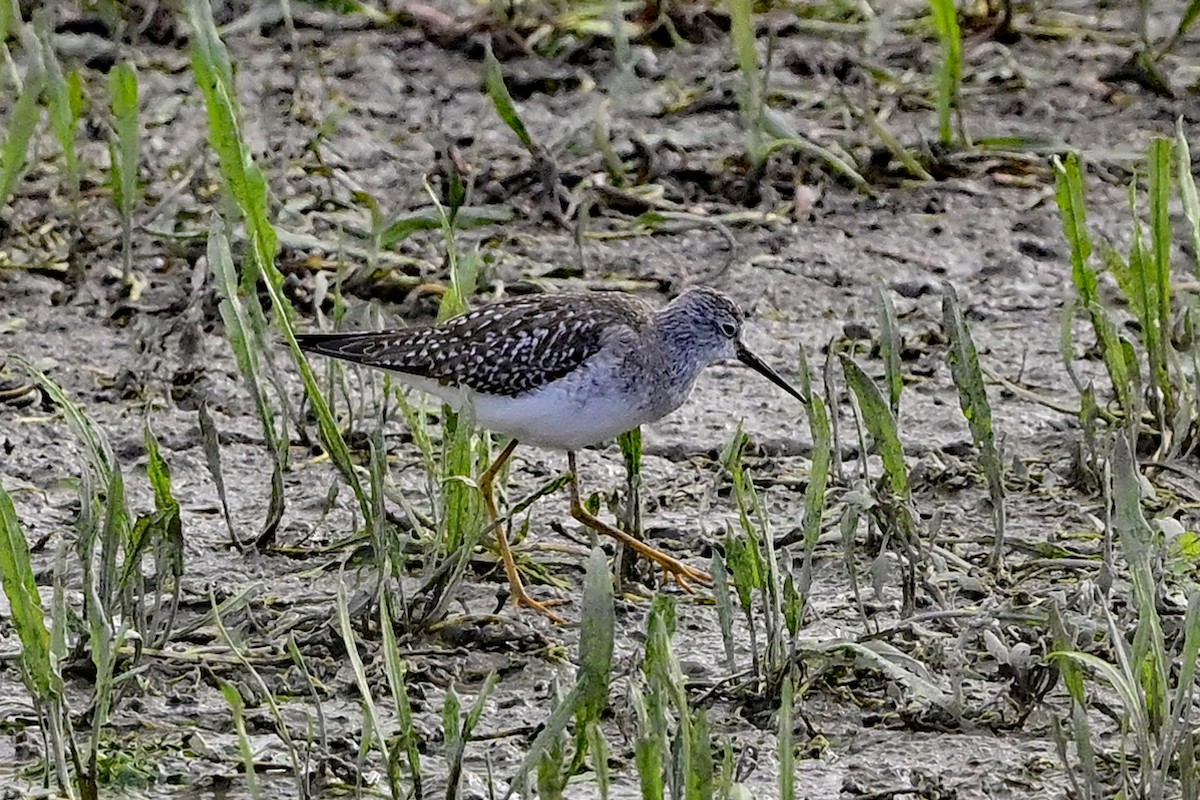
top-left (719, 321), bottom-right (737, 338)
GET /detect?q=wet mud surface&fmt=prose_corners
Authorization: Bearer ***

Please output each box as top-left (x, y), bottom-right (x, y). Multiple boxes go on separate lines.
top-left (2, 2), bottom-right (1200, 798)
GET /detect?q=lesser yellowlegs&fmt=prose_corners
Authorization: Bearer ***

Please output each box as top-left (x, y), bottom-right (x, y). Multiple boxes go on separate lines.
top-left (296, 287), bottom-right (807, 621)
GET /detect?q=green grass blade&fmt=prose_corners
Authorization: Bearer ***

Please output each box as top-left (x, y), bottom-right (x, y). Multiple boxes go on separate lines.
top-left (376, 205), bottom-right (513, 249)
top-left (1051, 649), bottom-right (1149, 737)
top-left (0, 0), bottom-right (12, 41)
top-left (13, 357), bottom-right (130, 669)
top-left (839, 355), bottom-right (909, 499)
top-left (140, 424), bottom-right (184, 644)
top-left (1177, 121), bottom-right (1200, 279)
top-left (186, 0), bottom-right (276, 285)
top-left (1053, 154), bottom-right (1095, 305)
top-left (0, 64), bottom-right (44, 209)
top-left (1148, 138), bottom-right (1172, 341)
top-left (38, 20), bottom-right (81, 197)
top-left (643, 594), bottom-right (690, 795)
top-left (448, 671), bottom-right (498, 798)
top-left (504, 685), bottom-right (584, 800)
top-left (631, 683), bottom-right (665, 800)
top-left (0, 484), bottom-right (56, 703)
top-left (335, 581), bottom-right (393, 783)
top-left (778, 673), bottom-right (795, 800)
top-left (381, 592), bottom-right (422, 796)
top-left (687, 706), bottom-right (714, 800)
top-left (1053, 153), bottom-right (1139, 421)
top-left (1159, 0), bottom-right (1200, 57)
top-left (1147, 137), bottom-right (1175, 422)
top-left (220, 680), bottom-right (264, 800)
top-left (585, 721), bottom-right (611, 800)
top-left (576, 548), bottom-right (615, 728)
top-left (1048, 605), bottom-right (1099, 784)
top-left (208, 221), bottom-right (286, 542)
top-left (441, 412), bottom-right (479, 555)
top-left (1111, 437), bottom-right (1169, 728)
top-left (483, 41), bottom-right (535, 154)
top-left (536, 711), bottom-right (569, 800)
top-left (1169, 592), bottom-right (1200, 736)
top-left (571, 547), bottom-right (615, 774)
top-left (710, 551), bottom-right (738, 672)
top-left (727, 0), bottom-right (763, 163)
top-left (98, 464), bottom-right (130, 612)
top-left (798, 346), bottom-right (831, 555)
top-left (875, 287), bottom-right (902, 416)
top-left (186, 0), bottom-right (370, 524)
top-left (506, 550), bottom-right (613, 796)
top-left (1150, 589), bottom-right (1200, 795)
top-left (725, 525), bottom-right (762, 614)
top-left (928, 0), bottom-right (963, 146)
top-left (617, 427), bottom-right (643, 581)
top-left (429, 222), bottom-right (483, 556)
top-left (941, 283), bottom-right (1005, 564)
top-left (108, 60), bottom-right (139, 279)
top-left (197, 402), bottom-right (242, 548)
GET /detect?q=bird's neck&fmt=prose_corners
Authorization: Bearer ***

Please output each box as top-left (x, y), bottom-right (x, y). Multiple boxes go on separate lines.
top-left (652, 305), bottom-right (710, 392)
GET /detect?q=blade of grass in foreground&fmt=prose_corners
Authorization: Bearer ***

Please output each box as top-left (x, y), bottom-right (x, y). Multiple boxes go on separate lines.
top-left (435, 232), bottom-right (483, 557)
top-left (616, 427), bottom-right (643, 586)
top-left (185, 0), bottom-right (370, 525)
top-left (0, 485), bottom-right (57, 705)
top-left (504, 548), bottom-right (614, 799)
top-left (13, 359), bottom-right (130, 799)
top-left (337, 579), bottom-right (405, 800)
top-left (839, 356), bottom-right (908, 500)
top-left (840, 354), bottom-right (921, 616)
top-left (108, 61), bottom-right (139, 283)
top-left (38, 18), bottom-right (82, 201)
top-left (798, 346), bottom-right (831, 556)
top-left (1053, 153), bottom-right (1139, 424)
top-left (942, 283), bottom-right (1005, 567)
top-left (0, 60), bottom-right (44, 209)
top-left (1145, 137), bottom-right (1175, 428)
top-left (446, 672), bottom-right (498, 800)
top-left (875, 286), bottom-right (902, 416)
top-left (928, 0), bottom-right (963, 146)
top-left (220, 681), bottom-right (264, 800)
top-left (483, 42), bottom-right (535, 154)
top-left (779, 672), bottom-right (795, 800)
top-left (1111, 437), bottom-right (1168, 729)
top-left (208, 222), bottom-right (286, 545)
top-left (1177, 121), bottom-right (1200, 279)
top-left (572, 546), bottom-right (615, 769)
top-left (381, 591), bottom-right (423, 797)
top-left (728, 0), bottom-right (764, 165)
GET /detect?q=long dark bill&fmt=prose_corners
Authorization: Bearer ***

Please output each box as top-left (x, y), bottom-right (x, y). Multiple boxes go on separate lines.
top-left (737, 343), bottom-right (809, 404)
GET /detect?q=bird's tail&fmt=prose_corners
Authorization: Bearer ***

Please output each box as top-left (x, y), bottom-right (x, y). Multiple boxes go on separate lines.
top-left (295, 330), bottom-right (420, 369)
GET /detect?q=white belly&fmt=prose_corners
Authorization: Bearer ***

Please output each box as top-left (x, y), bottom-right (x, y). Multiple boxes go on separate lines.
top-left (391, 357), bottom-right (691, 451)
top-left (469, 381), bottom-right (649, 450)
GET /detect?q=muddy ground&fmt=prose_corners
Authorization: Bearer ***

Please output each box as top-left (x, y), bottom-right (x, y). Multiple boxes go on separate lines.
top-left (2, 1), bottom-right (1199, 798)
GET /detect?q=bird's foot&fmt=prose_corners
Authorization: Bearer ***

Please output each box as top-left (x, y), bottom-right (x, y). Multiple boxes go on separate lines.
top-left (511, 589), bottom-right (569, 624)
top-left (568, 499), bottom-right (711, 593)
top-left (645, 550), bottom-right (711, 593)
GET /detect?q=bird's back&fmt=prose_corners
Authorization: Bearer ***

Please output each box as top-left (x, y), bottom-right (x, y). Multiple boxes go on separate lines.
top-left (296, 292), bottom-right (651, 398)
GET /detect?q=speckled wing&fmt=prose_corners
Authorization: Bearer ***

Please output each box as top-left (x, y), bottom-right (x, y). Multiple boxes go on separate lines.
top-left (296, 293), bottom-right (645, 397)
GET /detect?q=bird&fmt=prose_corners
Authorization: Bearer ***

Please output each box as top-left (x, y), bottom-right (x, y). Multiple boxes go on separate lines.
top-left (296, 286), bottom-right (807, 622)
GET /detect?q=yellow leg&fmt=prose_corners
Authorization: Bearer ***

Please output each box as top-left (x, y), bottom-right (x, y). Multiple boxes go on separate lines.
top-left (480, 439), bottom-right (567, 623)
top-left (567, 451), bottom-right (711, 590)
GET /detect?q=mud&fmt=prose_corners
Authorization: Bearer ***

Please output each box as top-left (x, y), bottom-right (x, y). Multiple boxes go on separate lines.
top-left (2, 2), bottom-right (1199, 798)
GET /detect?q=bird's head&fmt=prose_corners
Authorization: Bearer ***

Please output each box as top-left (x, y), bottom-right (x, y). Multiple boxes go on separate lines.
top-left (664, 287), bottom-right (808, 404)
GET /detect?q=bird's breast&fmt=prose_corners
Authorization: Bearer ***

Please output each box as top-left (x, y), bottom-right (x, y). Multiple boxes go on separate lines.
top-left (466, 353), bottom-right (688, 450)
